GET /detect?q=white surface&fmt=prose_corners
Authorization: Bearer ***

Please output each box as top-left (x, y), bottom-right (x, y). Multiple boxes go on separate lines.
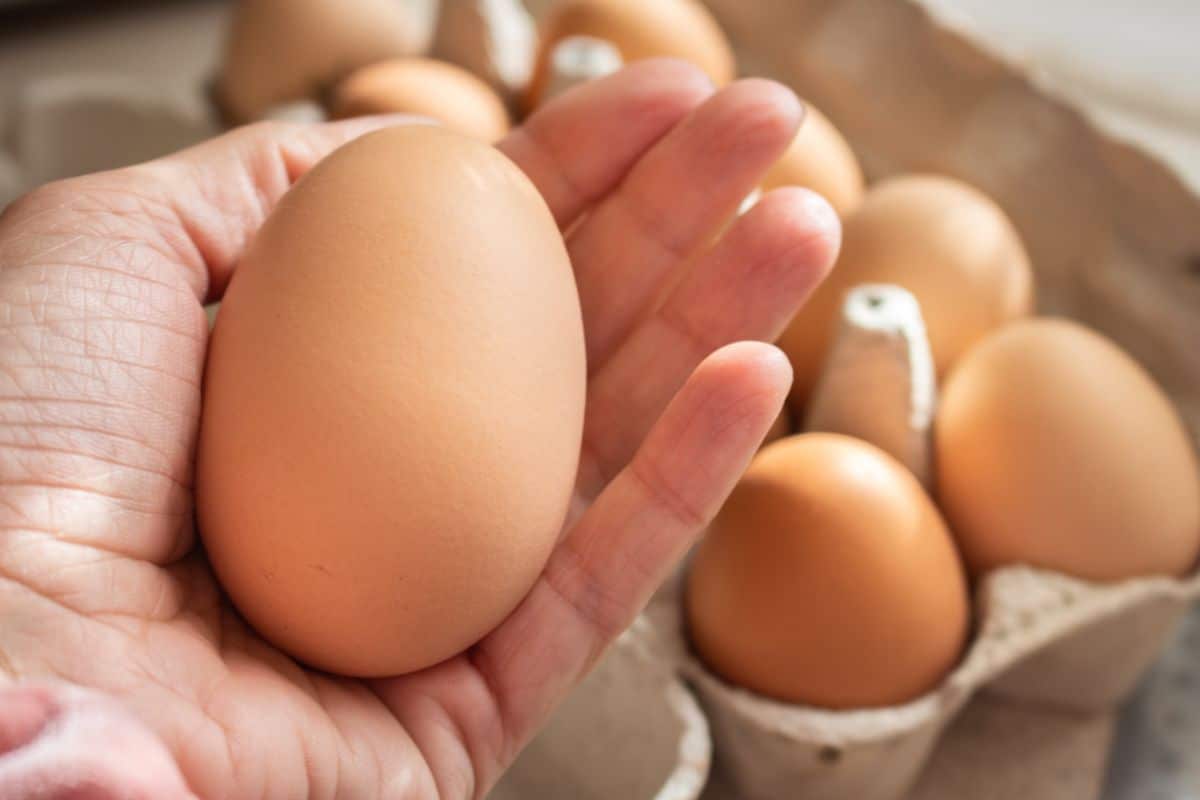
top-left (914, 0), bottom-right (1200, 192)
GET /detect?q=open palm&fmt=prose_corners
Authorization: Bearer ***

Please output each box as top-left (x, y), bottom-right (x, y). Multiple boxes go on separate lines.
top-left (0, 62), bottom-right (837, 799)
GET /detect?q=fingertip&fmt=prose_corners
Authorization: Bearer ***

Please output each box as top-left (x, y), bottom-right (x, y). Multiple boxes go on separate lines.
top-left (724, 78), bottom-right (806, 148)
top-left (621, 57), bottom-right (718, 100)
top-left (752, 186), bottom-right (842, 279)
top-left (706, 341), bottom-right (794, 401)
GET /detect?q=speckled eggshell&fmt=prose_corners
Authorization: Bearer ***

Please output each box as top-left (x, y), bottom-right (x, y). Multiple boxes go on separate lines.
top-left (196, 126), bottom-right (585, 677)
top-left (936, 318), bottom-right (1200, 581)
top-left (525, 0), bottom-right (735, 109)
top-left (328, 58), bottom-right (511, 142)
top-left (778, 174), bottom-right (1033, 409)
top-left (686, 433), bottom-right (970, 709)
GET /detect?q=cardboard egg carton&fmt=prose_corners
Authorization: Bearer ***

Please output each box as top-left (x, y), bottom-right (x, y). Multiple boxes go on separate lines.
top-left (650, 567), bottom-right (1200, 800)
top-left (656, 1), bottom-right (1200, 797)
top-left (491, 617), bottom-right (711, 800)
top-left (0, 73), bottom-right (220, 207)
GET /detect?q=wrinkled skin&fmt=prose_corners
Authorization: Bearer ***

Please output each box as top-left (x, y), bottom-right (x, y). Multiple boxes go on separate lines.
top-left (0, 61), bottom-right (839, 799)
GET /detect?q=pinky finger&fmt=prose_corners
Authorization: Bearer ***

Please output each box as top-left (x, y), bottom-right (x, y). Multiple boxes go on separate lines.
top-left (473, 341), bottom-right (792, 759)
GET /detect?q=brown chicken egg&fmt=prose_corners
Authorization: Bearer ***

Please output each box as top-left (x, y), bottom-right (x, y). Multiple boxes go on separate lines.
top-left (327, 58), bottom-right (511, 142)
top-left (687, 434), bottom-right (970, 709)
top-left (762, 103), bottom-right (864, 217)
top-left (936, 318), bottom-right (1200, 581)
top-left (216, 0), bottom-right (428, 124)
top-left (525, 0), bottom-right (735, 109)
top-left (778, 174), bottom-right (1034, 409)
top-left (196, 126), bottom-right (586, 677)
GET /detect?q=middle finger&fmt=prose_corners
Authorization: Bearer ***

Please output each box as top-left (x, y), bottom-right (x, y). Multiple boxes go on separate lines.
top-left (567, 79), bottom-right (804, 371)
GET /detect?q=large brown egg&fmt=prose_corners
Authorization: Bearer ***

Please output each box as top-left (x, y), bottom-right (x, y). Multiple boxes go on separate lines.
top-left (936, 318), bottom-right (1200, 581)
top-left (196, 126), bottom-right (586, 677)
top-left (778, 175), bottom-right (1033, 409)
top-left (762, 103), bottom-right (864, 217)
top-left (216, 0), bottom-right (427, 124)
top-left (525, 0), bottom-right (735, 109)
top-left (686, 434), bottom-right (970, 709)
top-left (327, 58), bottom-right (511, 142)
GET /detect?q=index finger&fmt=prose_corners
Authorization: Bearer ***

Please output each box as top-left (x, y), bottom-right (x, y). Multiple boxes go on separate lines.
top-left (499, 59), bottom-right (715, 230)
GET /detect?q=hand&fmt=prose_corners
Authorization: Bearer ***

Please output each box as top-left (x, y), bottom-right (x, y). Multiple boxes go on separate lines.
top-left (0, 61), bottom-right (838, 799)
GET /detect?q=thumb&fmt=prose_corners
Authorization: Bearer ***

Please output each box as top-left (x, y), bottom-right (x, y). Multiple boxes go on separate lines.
top-left (0, 680), bottom-right (196, 799)
top-left (0, 114), bottom-right (429, 304)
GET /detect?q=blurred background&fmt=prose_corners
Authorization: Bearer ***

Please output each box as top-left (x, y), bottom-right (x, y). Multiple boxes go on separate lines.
top-left (0, 2), bottom-right (1196, 799)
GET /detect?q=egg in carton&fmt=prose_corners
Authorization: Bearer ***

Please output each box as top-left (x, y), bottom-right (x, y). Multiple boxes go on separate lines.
top-left (664, 564), bottom-right (1200, 800)
top-left (479, 2), bottom-right (1198, 794)
top-left (640, 281), bottom-right (1199, 800)
top-left (644, 1), bottom-right (1200, 798)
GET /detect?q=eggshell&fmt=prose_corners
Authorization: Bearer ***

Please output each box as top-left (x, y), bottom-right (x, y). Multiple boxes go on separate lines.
top-left (762, 103), bottom-right (864, 217)
top-left (778, 174), bottom-right (1034, 409)
top-left (935, 318), bottom-right (1200, 581)
top-left (686, 433), bottom-right (970, 709)
top-left (525, 0), bottom-right (735, 110)
top-left (215, 0), bottom-right (428, 124)
top-left (196, 126), bottom-right (585, 677)
top-left (327, 58), bottom-right (511, 142)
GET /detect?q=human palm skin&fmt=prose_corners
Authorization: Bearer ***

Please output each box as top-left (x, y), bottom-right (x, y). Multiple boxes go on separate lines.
top-left (0, 62), bottom-right (838, 799)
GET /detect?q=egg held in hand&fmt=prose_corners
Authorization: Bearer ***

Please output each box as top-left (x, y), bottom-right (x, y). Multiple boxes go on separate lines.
top-left (936, 318), bottom-right (1200, 581)
top-left (196, 126), bottom-right (586, 677)
top-left (686, 434), bottom-right (970, 709)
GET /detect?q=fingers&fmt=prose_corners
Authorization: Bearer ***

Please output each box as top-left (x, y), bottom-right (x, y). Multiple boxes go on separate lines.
top-left (0, 114), bottom-right (423, 303)
top-left (499, 59), bottom-right (715, 230)
top-left (467, 343), bottom-right (791, 765)
top-left (568, 79), bottom-right (804, 369)
top-left (579, 188), bottom-right (840, 496)
top-left (0, 681), bottom-right (195, 799)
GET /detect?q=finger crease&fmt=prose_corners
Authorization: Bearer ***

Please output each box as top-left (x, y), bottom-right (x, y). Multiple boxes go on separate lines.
top-left (630, 454), bottom-right (707, 530)
top-left (614, 189), bottom-right (693, 264)
top-left (517, 126), bottom-right (591, 222)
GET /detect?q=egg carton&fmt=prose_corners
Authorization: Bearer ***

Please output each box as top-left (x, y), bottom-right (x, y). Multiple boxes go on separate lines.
top-left (654, 567), bottom-right (1200, 800)
top-left (489, 560), bottom-right (1198, 800)
top-left (0, 73), bottom-right (220, 207)
top-left (489, 0), bottom-right (1200, 796)
top-left (491, 616), bottom-right (711, 800)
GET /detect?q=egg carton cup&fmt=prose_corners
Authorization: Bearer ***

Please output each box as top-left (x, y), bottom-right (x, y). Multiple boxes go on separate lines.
top-left (489, 616), bottom-right (711, 800)
top-left (0, 72), bottom-right (220, 207)
top-left (647, 565), bottom-right (1200, 800)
